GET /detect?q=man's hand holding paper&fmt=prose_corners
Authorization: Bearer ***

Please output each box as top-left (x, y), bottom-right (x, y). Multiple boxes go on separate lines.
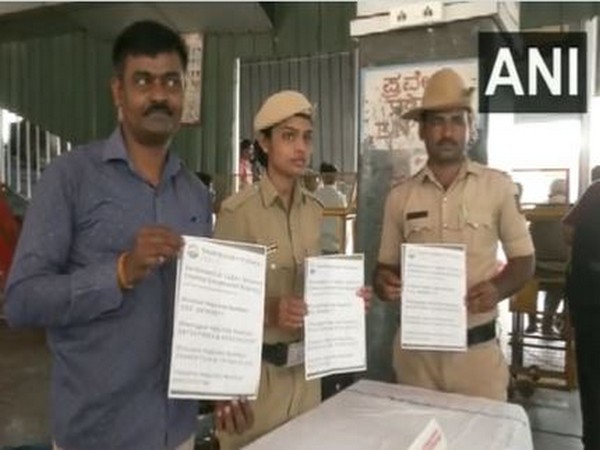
top-left (466, 279), bottom-right (500, 313)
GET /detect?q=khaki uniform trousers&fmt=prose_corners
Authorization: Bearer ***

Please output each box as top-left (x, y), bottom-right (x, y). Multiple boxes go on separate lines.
top-left (218, 361), bottom-right (320, 450)
top-left (392, 331), bottom-right (509, 401)
top-left (53, 434), bottom-right (195, 450)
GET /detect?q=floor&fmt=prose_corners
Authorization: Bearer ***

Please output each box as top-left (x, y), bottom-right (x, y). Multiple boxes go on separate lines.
top-left (526, 387), bottom-right (583, 450)
top-left (0, 322), bottom-right (51, 449)
top-left (497, 298), bottom-right (584, 450)
top-left (0, 303), bottom-right (587, 450)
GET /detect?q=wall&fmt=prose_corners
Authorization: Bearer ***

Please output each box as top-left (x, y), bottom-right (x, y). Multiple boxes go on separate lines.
top-left (0, 3), bottom-right (355, 178)
top-left (0, 31), bottom-right (114, 144)
top-left (239, 52), bottom-right (355, 174)
top-left (173, 2), bottom-right (356, 175)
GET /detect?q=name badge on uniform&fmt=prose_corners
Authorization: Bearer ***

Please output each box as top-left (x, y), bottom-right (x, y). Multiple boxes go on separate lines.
top-left (406, 210), bottom-right (428, 220)
top-left (286, 341), bottom-right (304, 367)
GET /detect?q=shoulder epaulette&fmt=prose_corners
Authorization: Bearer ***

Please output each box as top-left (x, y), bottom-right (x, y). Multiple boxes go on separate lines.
top-left (485, 167), bottom-right (513, 184)
top-left (413, 166), bottom-right (426, 178)
top-left (387, 174), bottom-right (414, 191)
top-left (302, 188), bottom-right (325, 209)
top-left (486, 165), bottom-right (509, 177)
top-left (220, 185), bottom-right (259, 211)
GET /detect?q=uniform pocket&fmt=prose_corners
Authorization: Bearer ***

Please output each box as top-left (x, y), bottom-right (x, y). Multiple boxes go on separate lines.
top-left (258, 238), bottom-right (294, 298)
top-left (464, 213), bottom-right (493, 249)
top-left (403, 217), bottom-right (433, 243)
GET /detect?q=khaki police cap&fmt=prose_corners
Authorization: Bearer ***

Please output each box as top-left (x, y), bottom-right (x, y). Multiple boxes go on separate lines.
top-left (402, 68), bottom-right (475, 121)
top-left (253, 90), bottom-right (313, 133)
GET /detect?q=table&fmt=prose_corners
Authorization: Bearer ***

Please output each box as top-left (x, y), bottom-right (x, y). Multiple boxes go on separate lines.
top-left (245, 379), bottom-right (533, 450)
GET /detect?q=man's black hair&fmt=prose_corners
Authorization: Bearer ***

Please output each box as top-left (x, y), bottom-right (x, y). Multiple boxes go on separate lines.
top-left (240, 139), bottom-right (253, 151)
top-left (112, 20), bottom-right (188, 75)
top-left (319, 162), bottom-right (338, 174)
top-left (195, 172), bottom-right (212, 187)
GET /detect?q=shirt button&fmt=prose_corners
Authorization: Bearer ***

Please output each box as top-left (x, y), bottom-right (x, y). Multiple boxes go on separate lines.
top-left (443, 197), bottom-right (447, 203)
top-left (443, 224), bottom-right (448, 229)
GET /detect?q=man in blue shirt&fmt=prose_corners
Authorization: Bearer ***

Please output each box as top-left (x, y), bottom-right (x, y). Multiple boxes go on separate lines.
top-left (5, 20), bottom-right (251, 450)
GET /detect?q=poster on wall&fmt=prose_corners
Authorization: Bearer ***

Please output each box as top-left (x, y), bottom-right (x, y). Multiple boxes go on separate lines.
top-left (181, 33), bottom-right (204, 125)
top-left (360, 59), bottom-right (478, 183)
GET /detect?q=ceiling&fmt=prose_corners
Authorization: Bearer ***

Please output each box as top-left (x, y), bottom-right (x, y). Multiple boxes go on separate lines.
top-left (0, 2), bottom-right (274, 43)
top-left (2, 2), bottom-right (600, 44)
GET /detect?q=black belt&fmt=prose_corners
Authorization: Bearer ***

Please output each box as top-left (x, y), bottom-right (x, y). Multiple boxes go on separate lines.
top-left (467, 320), bottom-right (497, 346)
top-left (264, 322), bottom-right (496, 365)
top-left (395, 318), bottom-right (497, 347)
top-left (262, 343), bottom-right (290, 366)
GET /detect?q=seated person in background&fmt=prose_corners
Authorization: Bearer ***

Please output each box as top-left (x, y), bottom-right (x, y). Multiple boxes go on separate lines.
top-left (514, 181), bottom-right (523, 201)
top-left (196, 172), bottom-right (215, 201)
top-left (314, 162), bottom-right (347, 255)
top-left (314, 162), bottom-right (353, 399)
top-left (196, 172), bottom-right (217, 218)
top-left (592, 165), bottom-right (600, 183)
top-left (303, 168), bottom-right (320, 193)
top-left (526, 178), bottom-right (569, 336)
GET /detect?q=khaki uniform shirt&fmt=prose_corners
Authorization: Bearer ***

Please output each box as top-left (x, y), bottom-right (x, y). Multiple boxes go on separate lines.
top-left (214, 176), bottom-right (323, 344)
top-left (378, 160), bottom-right (534, 327)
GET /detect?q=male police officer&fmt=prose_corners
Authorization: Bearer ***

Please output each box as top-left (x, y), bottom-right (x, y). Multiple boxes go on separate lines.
top-left (373, 68), bottom-right (534, 400)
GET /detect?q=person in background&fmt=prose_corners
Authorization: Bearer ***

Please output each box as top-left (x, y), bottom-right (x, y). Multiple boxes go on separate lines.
top-left (4, 20), bottom-right (251, 450)
top-left (196, 172), bottom-right (217, 225)
top-left (563, 175), bottom-right (600, 450)
top-left (196, 171), bottom-right (216, 204)
top-left (526, 178), bottom-right (569, 336)
top-left (373, 68), bottom-right (534, 401)
top-left (214, 90), bottom-right (371, 449)
top-left (251, 139), bottom-right (267, 181)
top-left (239, 139), bottom-right (254, 189)
top-left (314, 162), bottom-right (347, 255)
top-left (196, 171), bottom-right (212, 188)
top-left (302, 167), bottom-right (320, 193)
top-left (0, 185), bottom-right (20, 290)
top-left (591, 165), bottom-right (600, 183)
top-left (314, 162), bottom-right (350, 399)
top-left (514, 182), bottom-right (523, 202)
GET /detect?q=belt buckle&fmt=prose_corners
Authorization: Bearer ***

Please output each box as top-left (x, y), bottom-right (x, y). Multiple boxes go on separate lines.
top-left (285, 341), bottom-right (304, 367)
top-left (467, 321), bottom-right (496, 347)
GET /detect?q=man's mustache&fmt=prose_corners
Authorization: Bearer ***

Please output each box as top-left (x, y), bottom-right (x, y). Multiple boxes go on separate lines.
top-left (437, 139), bottom-right (458, 147)
top-left (144, 103), bottom-right (173, 117)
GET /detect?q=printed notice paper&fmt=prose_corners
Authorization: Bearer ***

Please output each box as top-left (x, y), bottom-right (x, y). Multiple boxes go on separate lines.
top-left (168, 237), bottom-right (266, 400)
top-left (304, 254), bottom-right (366, 380)
top-left (401, 244), bottom-right (467, 351)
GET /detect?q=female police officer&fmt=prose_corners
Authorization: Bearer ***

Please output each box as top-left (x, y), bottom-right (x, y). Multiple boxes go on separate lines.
top-left (214, 90), bottom-right (369, 449)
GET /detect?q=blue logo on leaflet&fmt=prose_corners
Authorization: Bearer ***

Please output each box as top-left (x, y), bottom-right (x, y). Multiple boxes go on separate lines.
top-left (187, 244), bottom-right (199, 259)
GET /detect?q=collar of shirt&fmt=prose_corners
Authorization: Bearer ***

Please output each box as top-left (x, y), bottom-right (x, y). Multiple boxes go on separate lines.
top-left (100, 127), bottom-right (183, 181)
top-left (258, 174), bottom-right (305, 209)
top-left (415, 158), bottom-right (483, 185)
